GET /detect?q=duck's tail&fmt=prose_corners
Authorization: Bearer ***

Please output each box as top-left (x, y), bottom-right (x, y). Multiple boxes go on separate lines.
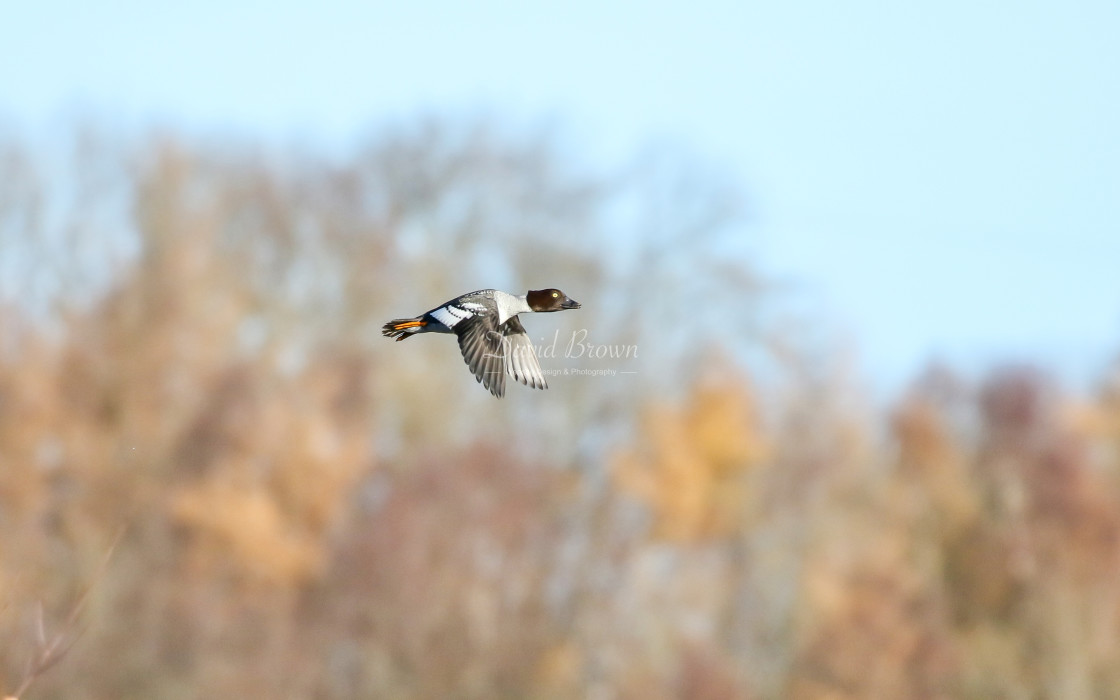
top-left (381, 317), bottom-right (427, 342)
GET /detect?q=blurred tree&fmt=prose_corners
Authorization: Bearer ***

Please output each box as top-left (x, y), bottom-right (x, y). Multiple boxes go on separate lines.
top-left (3, 116), bottom-right (1120, 699)
top-left (612, 364), bottom-right (768, 541)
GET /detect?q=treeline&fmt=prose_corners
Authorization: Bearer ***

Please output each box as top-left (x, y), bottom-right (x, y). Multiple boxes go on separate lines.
top-left (1, 120), bottom-right (1119, 698)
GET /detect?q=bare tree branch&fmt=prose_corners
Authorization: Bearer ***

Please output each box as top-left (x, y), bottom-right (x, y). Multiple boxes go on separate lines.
top-left (7, 526), bottom-right (125, 700)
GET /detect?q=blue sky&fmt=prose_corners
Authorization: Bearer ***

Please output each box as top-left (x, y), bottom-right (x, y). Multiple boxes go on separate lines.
top-left (3, 0), bottom-right (1119, 390)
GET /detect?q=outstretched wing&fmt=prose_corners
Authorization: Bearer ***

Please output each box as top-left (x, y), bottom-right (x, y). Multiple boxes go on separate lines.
top-left (501, 316), bottom-right (548, 391)
top-left (455, 313), bottom-right (507, 398)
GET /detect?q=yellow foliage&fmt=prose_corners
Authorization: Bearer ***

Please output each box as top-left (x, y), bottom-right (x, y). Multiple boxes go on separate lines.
top-left (613, 375), bottom-right (768, 541)
top-left (686, 383), bottom-right (768, 473)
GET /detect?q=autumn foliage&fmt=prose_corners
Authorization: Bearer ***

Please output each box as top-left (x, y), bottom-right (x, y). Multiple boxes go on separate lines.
top-left (2, 121), bottom-right (1120, 698)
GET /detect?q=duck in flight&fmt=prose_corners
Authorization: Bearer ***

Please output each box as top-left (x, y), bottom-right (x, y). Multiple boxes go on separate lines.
top-left (382, 288), bottom-right (581, 398)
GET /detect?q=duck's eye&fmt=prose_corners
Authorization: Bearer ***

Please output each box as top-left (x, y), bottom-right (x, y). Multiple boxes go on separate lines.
top-left (552, 291), bottom-right (559, 298)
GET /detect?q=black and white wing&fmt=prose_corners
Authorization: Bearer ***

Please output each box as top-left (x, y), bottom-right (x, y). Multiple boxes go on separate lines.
top-left (429, 292), bottom-right (546, 398)
top-left (427, 298), bottom-right (484, 331)
top-left (501, 316), bottom-right (548, 391)
top-left (454, 312), bottom-right (507, 398)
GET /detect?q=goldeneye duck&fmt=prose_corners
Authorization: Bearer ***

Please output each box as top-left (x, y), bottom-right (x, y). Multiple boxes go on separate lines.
top-left (382, 288), bottom-right (581, 398)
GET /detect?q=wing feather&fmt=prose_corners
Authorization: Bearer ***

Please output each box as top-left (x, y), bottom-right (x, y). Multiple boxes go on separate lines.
top-left (456, 313), bottom-right (506, 397)
top-left (501, 317), bottom-right (548, 391)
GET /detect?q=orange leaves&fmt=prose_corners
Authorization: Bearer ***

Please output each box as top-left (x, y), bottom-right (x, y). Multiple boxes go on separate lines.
top-left (168, 362), bottom-right (372, 588)
top-left (171, 475), bottom-right (323, 586)
top-left (613, 376), bottom-right (768, 542)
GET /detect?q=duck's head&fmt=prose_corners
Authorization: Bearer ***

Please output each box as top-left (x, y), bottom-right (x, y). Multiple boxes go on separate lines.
top-left (527, 288), bottom-right (581, 312)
